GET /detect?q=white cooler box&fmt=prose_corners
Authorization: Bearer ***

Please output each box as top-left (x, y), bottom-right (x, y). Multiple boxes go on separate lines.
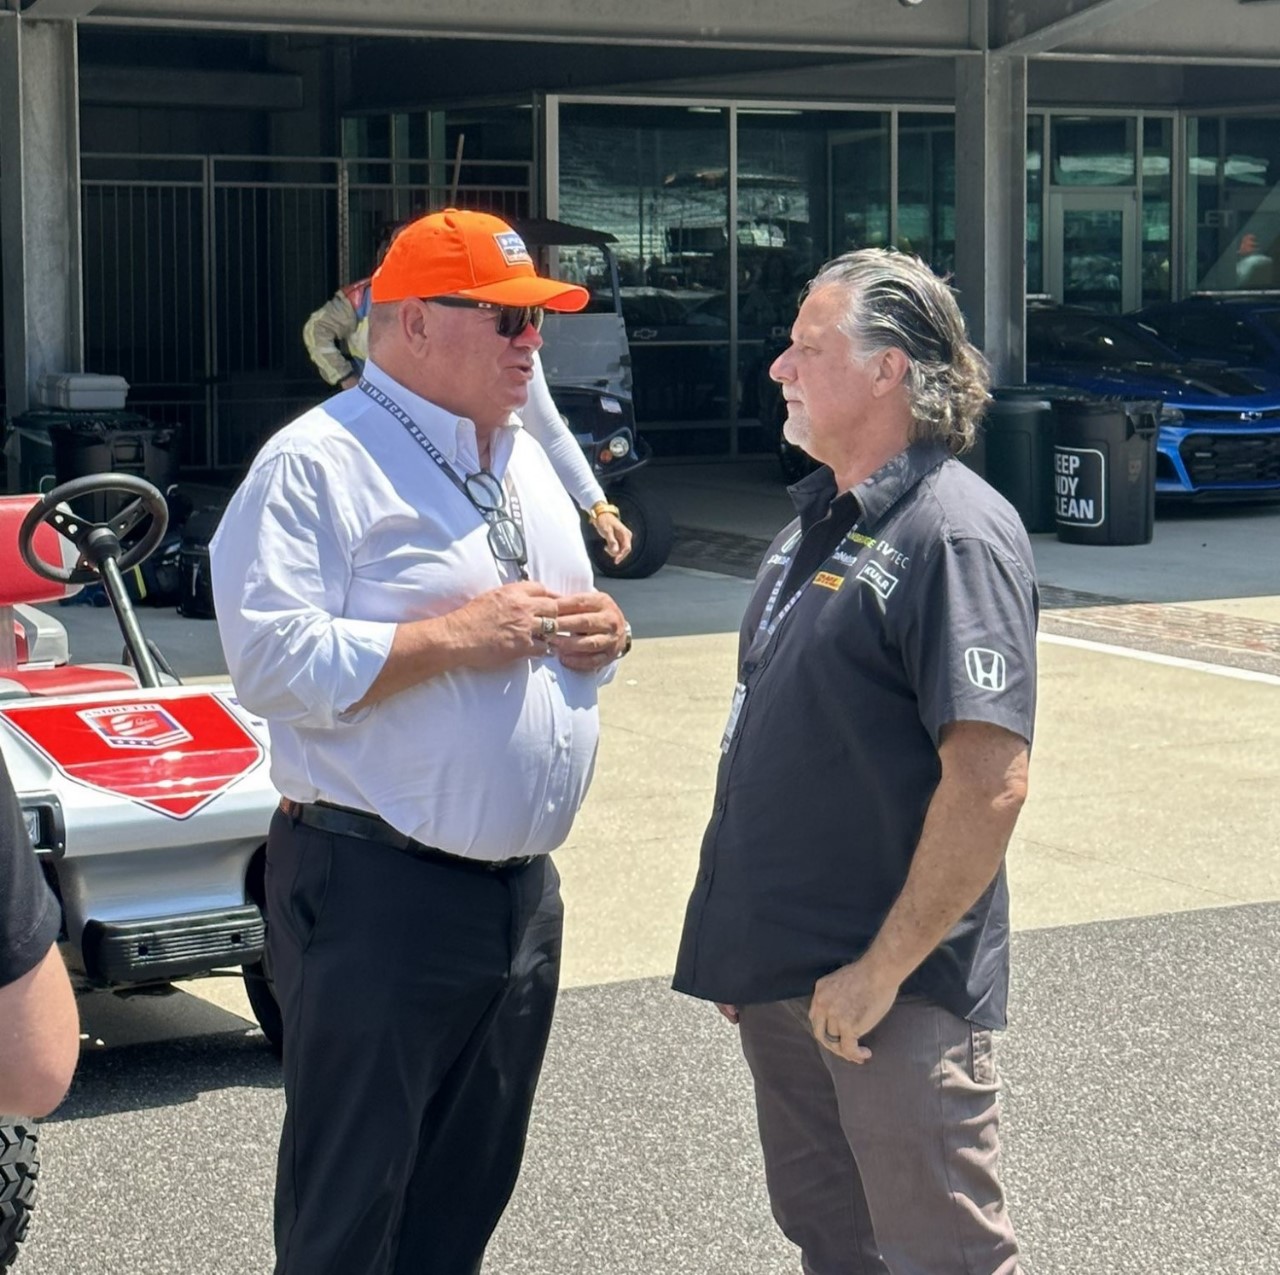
top-left (36, 373), bottom-right (130, 411)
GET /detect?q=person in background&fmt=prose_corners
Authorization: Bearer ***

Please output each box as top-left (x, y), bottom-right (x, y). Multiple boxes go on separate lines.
top-left (674, 248), bottom-right (1038, 1275)
top-left (1235, 232), bottom-right (1275, 289)
top-left (0, 755), bottom-right (79, 1118)
top-left (304, 222), bottom-right (634, 563)
top-left (215, 207), bottom-right (633, 1275)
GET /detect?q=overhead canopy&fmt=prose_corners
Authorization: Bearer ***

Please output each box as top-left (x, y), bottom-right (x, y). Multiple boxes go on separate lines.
top-left (46, 0), bottom-right (1280, 66)
top-left (509, 217), bottom-right (617, 249)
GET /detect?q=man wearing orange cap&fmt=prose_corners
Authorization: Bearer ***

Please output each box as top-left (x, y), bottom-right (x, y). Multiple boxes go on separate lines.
top-left (211, 208), bottom-right (632, 1275)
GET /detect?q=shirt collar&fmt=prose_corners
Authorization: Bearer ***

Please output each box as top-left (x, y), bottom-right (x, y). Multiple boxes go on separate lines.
top-left (361, 358), bottom-right (522, 475)
top-left (789, 440), bottom-right (951, 531)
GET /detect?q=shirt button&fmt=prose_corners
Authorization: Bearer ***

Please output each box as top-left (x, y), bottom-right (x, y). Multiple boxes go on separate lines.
top-left (557, 734), bottom-right (570, 749)
top-left (545, 800), bottom-right (556, 814)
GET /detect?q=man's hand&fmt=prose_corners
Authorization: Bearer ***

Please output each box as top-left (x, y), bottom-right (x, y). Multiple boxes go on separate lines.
top-left (448, 581), bottom-right (563, 671)
top-left (808, 956), bottom-right (901, 1065)
top-left (715, 1003), bottom-right (740, 1025)
top-left (593, 512), bottom-right (633, 564)
top-left (350, 582), bottom-right (563, 710)
top-left (548, 591), bottom-right (628, 671)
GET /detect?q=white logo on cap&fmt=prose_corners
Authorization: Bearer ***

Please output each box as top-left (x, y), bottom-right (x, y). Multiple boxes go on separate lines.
top-left (494, 232), bottom-right (532, 266)
top-left (964, 647), bottom-right (1007, 692)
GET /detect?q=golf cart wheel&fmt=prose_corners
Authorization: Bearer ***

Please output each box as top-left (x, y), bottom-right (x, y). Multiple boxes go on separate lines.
top-left (243, 848), bottom-right (283, 1058)
top-left (589, 482), bottom-right (674, 580)
top-left (0, 1121), bottom-right (39, 1272)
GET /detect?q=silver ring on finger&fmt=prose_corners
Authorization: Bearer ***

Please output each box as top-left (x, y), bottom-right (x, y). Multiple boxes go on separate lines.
top-left (822, 1027), bottom-right (841, 1044)
top-left (538, 615), bottom-right (557, 639)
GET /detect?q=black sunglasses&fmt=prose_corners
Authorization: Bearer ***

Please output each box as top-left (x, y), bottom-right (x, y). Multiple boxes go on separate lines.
top-left (464, 469), bottom-right (528, 577)
top-left (425, 296), bottom-right (545, 338)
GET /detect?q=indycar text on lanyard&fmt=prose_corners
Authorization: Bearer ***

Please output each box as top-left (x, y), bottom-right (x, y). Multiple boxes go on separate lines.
top-left (719, 521), bottom-right (863, 753)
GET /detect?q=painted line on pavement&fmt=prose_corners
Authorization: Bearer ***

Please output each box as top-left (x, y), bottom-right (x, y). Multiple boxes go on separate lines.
top-left (1040, 631), bottom-right (1280, 686)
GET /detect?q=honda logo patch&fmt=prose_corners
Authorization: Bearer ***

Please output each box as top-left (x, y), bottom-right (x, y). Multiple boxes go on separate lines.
top-left (964, 648), bottom-right (1007, 692)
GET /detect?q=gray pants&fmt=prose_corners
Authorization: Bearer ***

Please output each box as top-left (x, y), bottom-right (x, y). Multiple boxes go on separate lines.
top-left (737, 995), bottom-right (1020, 1275)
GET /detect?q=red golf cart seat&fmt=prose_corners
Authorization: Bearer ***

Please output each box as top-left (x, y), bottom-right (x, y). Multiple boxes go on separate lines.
top-left (0, 495), bottom-right (140, 696)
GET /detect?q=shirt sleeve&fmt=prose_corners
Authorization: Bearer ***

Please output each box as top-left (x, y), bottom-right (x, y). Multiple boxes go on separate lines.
top-left (898, 534), bottom-right (1039, 747)
top-left (209, 450), bottom-right (396, 729)
top-left (0, 759), bottom-right (60, 989)
top-left (519, 354), bottom-right (606, 510)
top-left (302, 291), bottom-right (359, 386)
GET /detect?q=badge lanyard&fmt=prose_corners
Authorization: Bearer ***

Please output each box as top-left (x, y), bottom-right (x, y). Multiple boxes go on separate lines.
top-left (720, 520), bottom-right (860, 754)
top-left (358, 378), bottom-right (526, 576)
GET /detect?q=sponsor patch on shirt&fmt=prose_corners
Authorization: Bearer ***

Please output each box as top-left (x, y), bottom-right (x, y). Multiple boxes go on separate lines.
top-left (813, 571), bottom-right (844, 592)
top-left (964, 647), bottom-right (1008, 692)
top-left (494, 232), bottom-right (532, 266)
top-left (855, 561), bottom-right (899, 601)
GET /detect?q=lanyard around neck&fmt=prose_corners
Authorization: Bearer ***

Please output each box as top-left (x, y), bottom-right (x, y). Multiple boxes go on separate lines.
top-left (742, 518), bottom-right (862, 677)
top-left (358, 378), bottom-right (527, 563)
top-left (358, 379), bottom-right (495, 501)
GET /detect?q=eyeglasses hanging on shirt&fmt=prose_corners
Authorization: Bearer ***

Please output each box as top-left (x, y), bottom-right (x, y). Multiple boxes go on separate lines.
top-left (463, 469), bottom-right (528, 579)
top-left (358, 380), bottom-right (529, 580)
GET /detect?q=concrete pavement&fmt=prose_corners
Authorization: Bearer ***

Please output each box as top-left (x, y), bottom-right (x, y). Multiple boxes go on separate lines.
top-left (16, 464), bottom-right (1280, 1273)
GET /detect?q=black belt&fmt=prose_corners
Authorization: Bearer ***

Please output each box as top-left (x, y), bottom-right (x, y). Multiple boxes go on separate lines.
top-left (280, 799), bottom-right (537, 874)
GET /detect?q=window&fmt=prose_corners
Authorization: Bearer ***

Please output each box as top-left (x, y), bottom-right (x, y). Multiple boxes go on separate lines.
top-left (1187, 114), bottom-right (1280, 293)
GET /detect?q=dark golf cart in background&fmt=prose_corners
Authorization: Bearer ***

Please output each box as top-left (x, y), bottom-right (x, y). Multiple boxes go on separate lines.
top-left (511, 217), bottom-right (673, 579)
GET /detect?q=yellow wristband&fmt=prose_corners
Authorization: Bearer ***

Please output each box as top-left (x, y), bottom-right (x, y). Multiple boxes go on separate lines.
top-left (588, 501), bottom-right (620, 523)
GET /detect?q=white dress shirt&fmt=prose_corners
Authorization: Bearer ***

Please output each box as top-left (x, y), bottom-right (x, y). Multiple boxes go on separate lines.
top-left (210, 359), bottom-right (606, 860)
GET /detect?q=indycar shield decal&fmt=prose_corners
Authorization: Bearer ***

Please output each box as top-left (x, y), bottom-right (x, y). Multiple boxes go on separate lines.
top-left (79, 703), bottom-right (193, 750)
top-left (0, 693), bottom-right (265, 819)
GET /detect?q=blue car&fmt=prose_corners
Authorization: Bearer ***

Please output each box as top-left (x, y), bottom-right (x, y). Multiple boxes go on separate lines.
top-left (1026, 306), bottom-right (1280, 500)
top-left (1132, 295), bottom-right (1280, 377)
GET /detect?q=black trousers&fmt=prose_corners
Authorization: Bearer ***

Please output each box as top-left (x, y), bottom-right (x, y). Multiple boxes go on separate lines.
top-left (265, 808), bottom-right (563, 1275)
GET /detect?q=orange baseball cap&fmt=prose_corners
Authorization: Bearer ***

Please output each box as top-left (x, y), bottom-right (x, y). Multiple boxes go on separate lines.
top-left (370, 208), bottom-right (589, 311)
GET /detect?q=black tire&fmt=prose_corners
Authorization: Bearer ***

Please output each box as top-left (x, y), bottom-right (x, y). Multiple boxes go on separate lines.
top-left (242, 849), bottom-right (283, 1058)
top-left (0, 1121), bottom-right (39, 1272)
top-left (588, 481), bottom-right (674, 579)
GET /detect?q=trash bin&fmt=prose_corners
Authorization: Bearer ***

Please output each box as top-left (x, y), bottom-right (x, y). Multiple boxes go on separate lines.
top-left (40, 410), bottom-right (179, 525)
top-left (958, 422), bottom-right (987, 480)
top-left (980, 387), bottom-right (1058, 533)
top-left (1052, 398), bottom-right (1158, 546)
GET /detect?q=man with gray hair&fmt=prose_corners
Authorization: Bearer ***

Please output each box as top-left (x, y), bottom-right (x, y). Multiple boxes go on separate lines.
top-left (674, 248), bottom-right (1037, 1274)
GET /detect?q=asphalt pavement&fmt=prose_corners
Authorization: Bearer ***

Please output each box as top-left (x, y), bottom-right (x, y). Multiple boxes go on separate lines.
top-left (13, 463), bottom-right (1280, 1274)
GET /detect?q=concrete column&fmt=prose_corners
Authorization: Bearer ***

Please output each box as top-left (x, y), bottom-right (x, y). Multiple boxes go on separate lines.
top-left (0, 14), bottom-right (83, 432)
top-left (953, 52), bottom-right (1026, 385)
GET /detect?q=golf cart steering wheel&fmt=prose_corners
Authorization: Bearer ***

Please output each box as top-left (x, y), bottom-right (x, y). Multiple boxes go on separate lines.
top-left (19, 473), bottom-right (169, 586)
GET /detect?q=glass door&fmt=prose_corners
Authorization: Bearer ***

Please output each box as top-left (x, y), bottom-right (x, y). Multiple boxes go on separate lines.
top-left (1047, 190), bottom-right (1138, 313)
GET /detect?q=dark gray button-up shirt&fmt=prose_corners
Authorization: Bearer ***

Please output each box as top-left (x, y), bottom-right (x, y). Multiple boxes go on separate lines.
top-left (673, 442), bottom-right (1039, 1028)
